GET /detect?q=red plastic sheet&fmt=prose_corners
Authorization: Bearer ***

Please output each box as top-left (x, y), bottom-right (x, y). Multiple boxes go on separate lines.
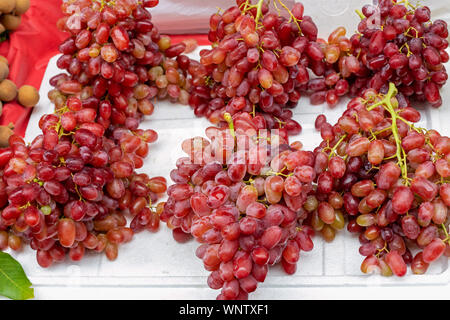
top-left (0, 0), bottom-right (209, 138)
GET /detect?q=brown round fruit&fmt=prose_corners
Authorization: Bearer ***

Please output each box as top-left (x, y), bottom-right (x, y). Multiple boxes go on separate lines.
top-left (0, 61), bottom-right (9, 82)
top-left (0, 56), bottom-right (8, 65)
top-left (0, 0), bottom-right (15, 14)
top-left (1, 15), bottom-right (21, 31)
top-left (0, 80), bottom-right (17, 102)
top-left (14, 0), bottom-right (30, 15)
top-left (18, 85), bottom-right (39, 107)
top-left (0, 125), bottom-right (14, 148)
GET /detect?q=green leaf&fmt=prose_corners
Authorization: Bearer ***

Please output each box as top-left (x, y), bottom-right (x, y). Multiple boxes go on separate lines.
top-left (0, 252), bottom-right (34, 300)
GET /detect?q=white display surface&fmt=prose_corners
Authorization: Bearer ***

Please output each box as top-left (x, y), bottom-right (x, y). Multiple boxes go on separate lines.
top-left (12, 0), bottom-right (450, 300)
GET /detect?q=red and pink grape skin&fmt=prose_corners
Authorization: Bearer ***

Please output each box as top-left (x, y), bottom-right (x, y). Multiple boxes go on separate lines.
top-left (0, 0), bottom-right (178, 268)
top-left (161, 111), bottom-right (317, 300)
top-left (310, 83), bottom-right (450, 278)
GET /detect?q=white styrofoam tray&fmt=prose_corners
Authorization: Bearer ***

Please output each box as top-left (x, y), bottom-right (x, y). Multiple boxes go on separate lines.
top-left (11, 0), bottom-right (450, 300)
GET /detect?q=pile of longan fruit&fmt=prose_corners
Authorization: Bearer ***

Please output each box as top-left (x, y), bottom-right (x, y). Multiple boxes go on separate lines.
top-left (0, 54), bottom-right (40, 110)
top-left (0, 54), bottom-right (39, 146)
top-left (0, 0), bottom-right (40, 147)
top-left (0, 0), bottom-right (30, 36)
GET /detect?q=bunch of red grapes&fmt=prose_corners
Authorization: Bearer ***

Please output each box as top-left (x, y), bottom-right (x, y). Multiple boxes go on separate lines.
top-left (296, 0), bottom-right (449, 109)
top-left (0, 0), bottom-right (189, 267)
top-left (161, 112), bottom-right (316, 299)
top-left (186, 0), bottom-right (327, 137)
top-left (283, 0), bottom-right (449, 109)
top-left (303, 26), bottom-right (359, 107)
top-left (346, 0), bottom-right (449, 108)
top-left (150, 35), bottom-right (200, 105)
top-left (310, 83), bottom-right (450, 276)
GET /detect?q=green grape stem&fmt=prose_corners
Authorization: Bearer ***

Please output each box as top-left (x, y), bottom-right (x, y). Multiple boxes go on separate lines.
top-left (242, 0), bottom-right (265, 23)
top-left (327, 134), bottom-right (348, 160)
top-left (223, 112), bottom-right (235, 139)
top-left (255, 0), bottom-right (265, 23)
top-left (274, 0), bottom-right (302, 33)
top-left (367, 83), bottom-right (410, 185)
top-left (441, 224), bottom-right (450, 243)
top-left (355, 9), bottom-right (365, 20)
